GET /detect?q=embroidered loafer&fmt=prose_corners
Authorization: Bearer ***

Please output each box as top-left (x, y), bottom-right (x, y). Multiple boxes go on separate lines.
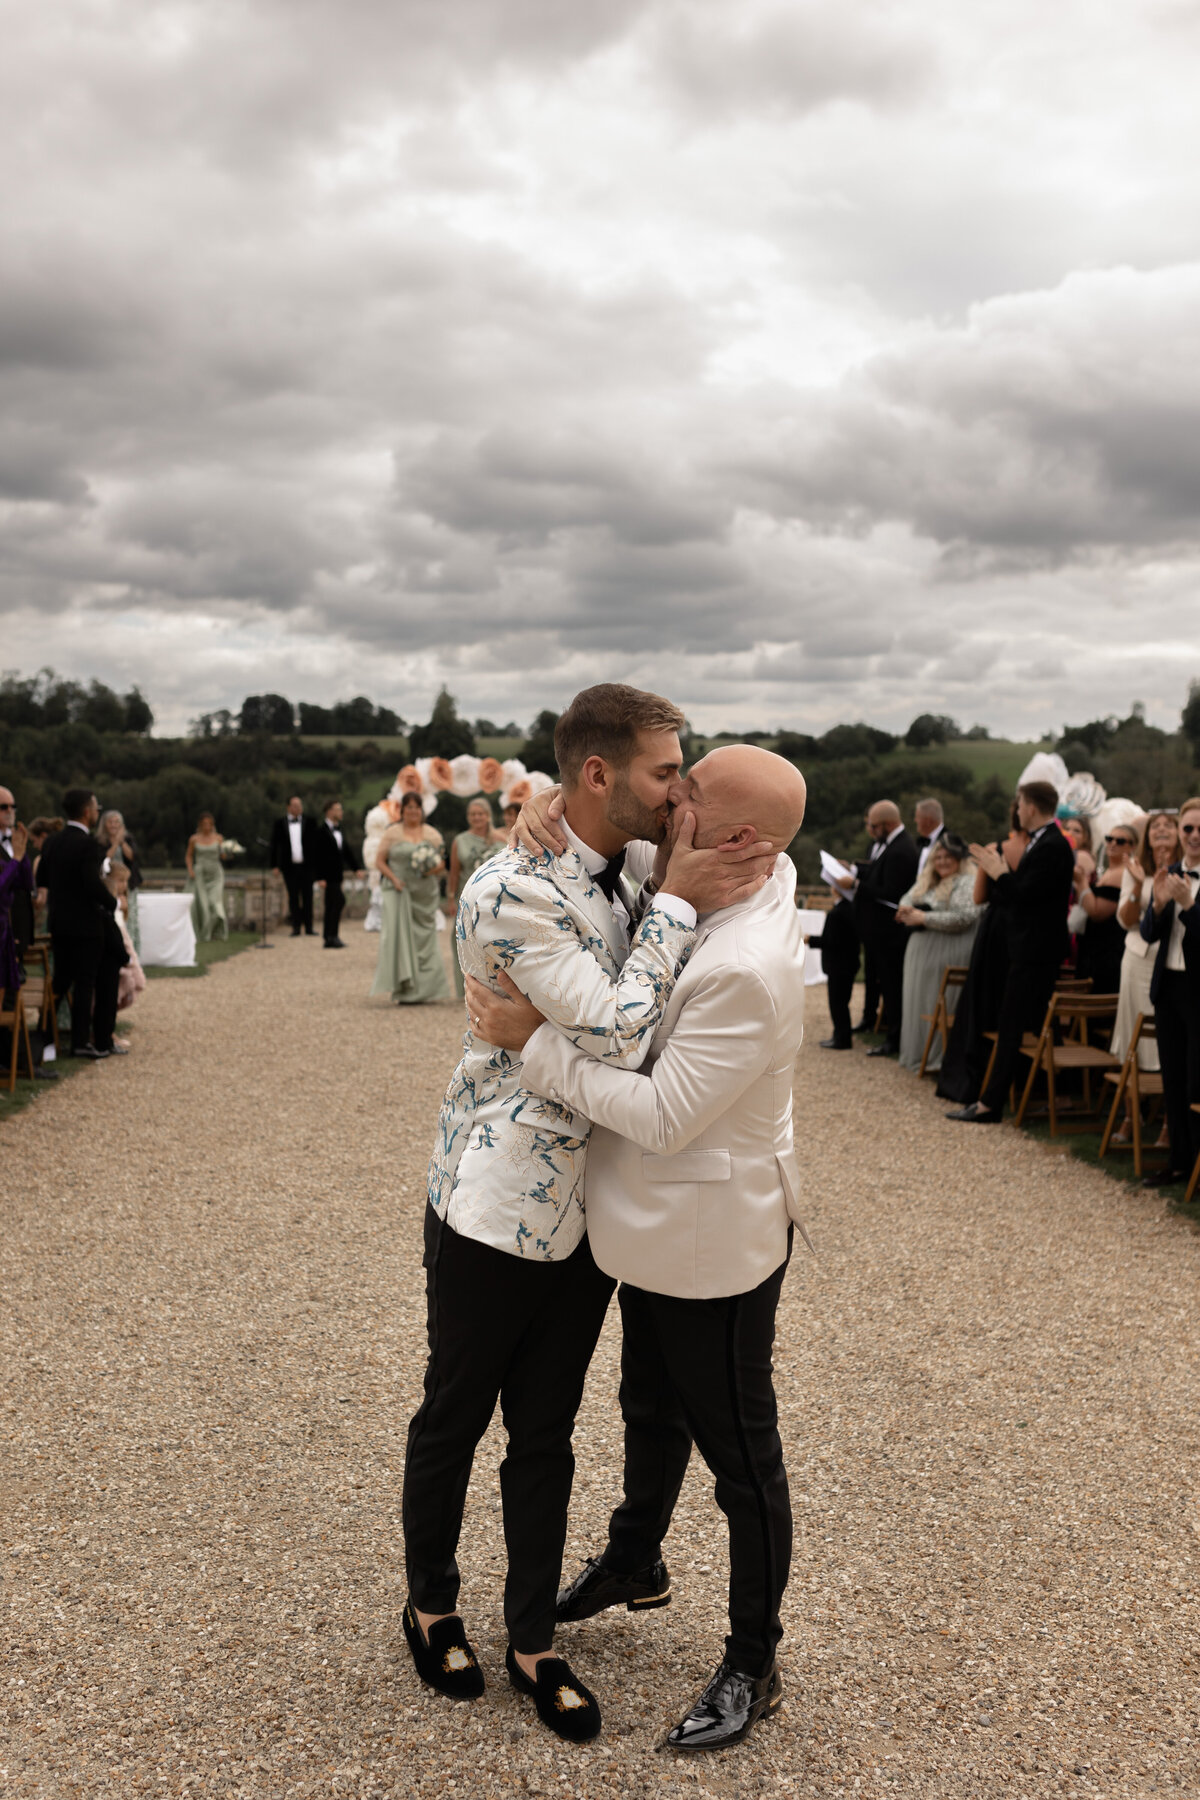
top-left (505, 1645), bottom-right (601, 1742)
top-left (556, 1555), bottom-right (671, 1622)
top-left (666, 1658), bottom-right (783, 1751)
top-left (402, 1600), bottom-right (485, 1700)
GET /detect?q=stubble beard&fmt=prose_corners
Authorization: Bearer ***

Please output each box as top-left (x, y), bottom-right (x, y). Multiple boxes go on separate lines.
top-left (605, 773), bottom-right (668, 845)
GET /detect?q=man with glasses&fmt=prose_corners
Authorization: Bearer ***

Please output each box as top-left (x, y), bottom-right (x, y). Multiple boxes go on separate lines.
top-left (1141, 796), bottom-right (1200, 1187)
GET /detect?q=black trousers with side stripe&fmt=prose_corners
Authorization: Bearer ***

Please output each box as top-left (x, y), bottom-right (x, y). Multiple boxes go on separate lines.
top-left (603, 1243), bottom-right (793, 1677)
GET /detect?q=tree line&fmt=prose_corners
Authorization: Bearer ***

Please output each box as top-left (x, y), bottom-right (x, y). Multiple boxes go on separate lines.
top-left (3, 671), bottom-right (1198, 875)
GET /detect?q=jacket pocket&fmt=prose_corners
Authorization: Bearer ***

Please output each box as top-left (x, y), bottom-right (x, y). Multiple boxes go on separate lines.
top-left (641, 1149), bottom-right (732, 1183)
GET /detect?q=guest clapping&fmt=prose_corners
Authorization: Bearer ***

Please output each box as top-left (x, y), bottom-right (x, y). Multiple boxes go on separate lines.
top-left (894, 835), bottom-right (981, 1072)
top-left (97, 810), bottom-right (143, 953)
top-left (1140, 798), bottom-right (1200, 1187)
top-left (1074, 820), bottom-right (1133, 996)
top-left (1109, 811), bottom-right (1177, 1147)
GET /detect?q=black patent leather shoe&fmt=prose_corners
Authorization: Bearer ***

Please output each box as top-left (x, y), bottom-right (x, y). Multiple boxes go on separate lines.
top-left (401, 1599), bottom-right (485, 1699)
top-left (945, 1103), bottom-right (1003, 1123)
top-left (556, 1555), bottom-right (671, 1622)
top-left (1142, 1167), bottom-right (1187, 1189)
top-left (866, 1043), bottom-right (897, 1058)
top-left (819, 1035), bottom-right (852, 1050)
top-left (506, 1645), bottom-right (601, 1742)
top-left (666, 1659), bottom-right (782, 1751)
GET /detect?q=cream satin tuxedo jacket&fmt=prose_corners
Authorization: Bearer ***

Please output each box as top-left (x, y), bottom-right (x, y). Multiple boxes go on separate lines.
top-left (520, 854), bottom-right (813, 1299)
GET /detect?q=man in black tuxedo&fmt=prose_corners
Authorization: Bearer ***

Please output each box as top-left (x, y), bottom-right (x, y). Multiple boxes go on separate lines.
top-left (850, 801), bottom-right (918, 1056)
top-left (0, 784), bottom-right (35, 965)
top-left (1140, 795), bottom-right (1200, 1187)
top-left (311, 800), bottom-right (362, 948)
top-left (37, 789), bottom-right (121, 1059)
top-left (950, 779), bottom-right (1075, 1123)
top-left (270, 797), bottom-right (315, 936)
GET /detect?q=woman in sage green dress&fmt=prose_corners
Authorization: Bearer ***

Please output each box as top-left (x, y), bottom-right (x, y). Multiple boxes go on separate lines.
top-left (444, 797), bottom-right (505, 998)
top-left (370, 794), bottom-right (450, 1004)
top-left (186, 812), bottom-right (228, 942)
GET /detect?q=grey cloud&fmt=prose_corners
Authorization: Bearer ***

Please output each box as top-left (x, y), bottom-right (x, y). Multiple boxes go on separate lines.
top-left (727, 265), bottom-right (1200, 563)
top-left (647, 0), bottom-right (935, 120)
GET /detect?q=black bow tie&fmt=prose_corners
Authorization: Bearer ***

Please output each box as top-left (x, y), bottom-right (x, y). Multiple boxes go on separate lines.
top-left (594, 850), bottom-right (627, 905)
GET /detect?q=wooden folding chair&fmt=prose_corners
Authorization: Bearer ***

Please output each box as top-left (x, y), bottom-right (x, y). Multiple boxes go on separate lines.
top-left (1013, 992), bottom-right (1121, 1133)
top-left (1185, 1106), bottom-right (1200, 1205)
top-left (918, 965), bottom-right (969, 1078)
top-left (978, 977), bottom-right (1094, 1098)
top-left (1, 987), bottom-right (36, 1092)
top-left (1097, 1015), bottom-right (1164, 1179)
top-left (19, 943), bottom-right (60, 1056)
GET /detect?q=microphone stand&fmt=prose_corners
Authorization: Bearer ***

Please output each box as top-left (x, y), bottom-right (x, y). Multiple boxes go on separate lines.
top-left (253, 835), bottom-right (274, 949)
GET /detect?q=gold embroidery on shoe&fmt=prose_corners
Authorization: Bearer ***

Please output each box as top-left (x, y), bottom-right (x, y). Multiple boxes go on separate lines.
top-left (556, 1686), bottom-right (586, 1712)
top-left (444, 1646), bottom-right (474, 1673)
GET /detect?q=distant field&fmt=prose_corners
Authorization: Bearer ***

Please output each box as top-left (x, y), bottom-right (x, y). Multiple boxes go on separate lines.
top-left (692, 735), bottom-right (1045, 787)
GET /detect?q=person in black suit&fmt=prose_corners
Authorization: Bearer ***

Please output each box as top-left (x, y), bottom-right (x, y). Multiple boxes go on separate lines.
top-left (949, 780), bottom-right (1075, 1123)
top-left (269, 797), bottom-right (316, 936)
top-left (37, 789), bottom-right (122, 1059)
top-left (810, 890), bottom-right (859, 1049)
top-left (849, 801), bottom-right (919, 1056)
top-left (311, 800), bottom-right (362, 948)
top-left (1139, 795), bottom-right (1200, 1187)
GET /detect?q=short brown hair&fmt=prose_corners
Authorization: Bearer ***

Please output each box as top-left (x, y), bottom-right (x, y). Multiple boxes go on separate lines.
top-left (553, 684), bottom-right (686, 788)
top-left (1018, 779), bottom-right (1059, 816)
top-left (1180, 795), bottom-right (1200, 818)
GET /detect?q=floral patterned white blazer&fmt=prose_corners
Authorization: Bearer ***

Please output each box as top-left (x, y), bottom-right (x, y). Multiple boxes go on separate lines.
top-left (427, 840), bottom-right (695, 1260)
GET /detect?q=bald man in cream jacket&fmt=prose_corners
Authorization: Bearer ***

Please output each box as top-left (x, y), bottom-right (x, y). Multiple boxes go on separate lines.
top-left (467, 745), bottom-right (812, 1753)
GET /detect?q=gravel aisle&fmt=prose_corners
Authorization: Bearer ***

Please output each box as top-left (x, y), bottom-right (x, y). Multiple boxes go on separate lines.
top-left (3, 932), bottom-right (1198, 1799)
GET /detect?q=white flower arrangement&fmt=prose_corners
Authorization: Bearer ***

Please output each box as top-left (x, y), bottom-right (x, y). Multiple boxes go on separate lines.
top-left (220, 838), bottom-right (246, 857)
top-left (408, 841), bottom-right (443, 879)
top-left (386, 756), bottom-right (557, 813)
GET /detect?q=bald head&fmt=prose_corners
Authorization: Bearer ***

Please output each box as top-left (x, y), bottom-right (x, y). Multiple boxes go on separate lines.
top-left (679, 745), bottom-right (807, 850)
top-left (867, 800), bottom-right (901, 838)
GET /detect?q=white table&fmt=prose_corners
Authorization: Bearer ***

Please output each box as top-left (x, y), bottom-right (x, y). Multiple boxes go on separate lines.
top-left (795, 908), bottom-right (829, 986)
top-left (138, 892), bottom-right (197, 968)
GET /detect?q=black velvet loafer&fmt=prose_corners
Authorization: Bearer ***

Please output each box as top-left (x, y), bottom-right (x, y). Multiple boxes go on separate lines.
top-left (666, 1658), bottom-right (783, 1751)
top-left (556, 1555), bottom-right (671, 1622)
top-left (505, 1645), bottom-right (602, 1742)
top-left (402, 1600), bottom-right (485, 1700)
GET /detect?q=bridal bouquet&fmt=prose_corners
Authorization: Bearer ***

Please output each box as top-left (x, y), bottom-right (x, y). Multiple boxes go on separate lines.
top-left (220, 838), bottom-right (246, 857)
top-left (409, 841), bottom-right (442, 879)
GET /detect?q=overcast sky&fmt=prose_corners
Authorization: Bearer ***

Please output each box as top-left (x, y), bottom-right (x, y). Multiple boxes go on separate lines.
top-left (4, 0), bottom-right (1200, 738)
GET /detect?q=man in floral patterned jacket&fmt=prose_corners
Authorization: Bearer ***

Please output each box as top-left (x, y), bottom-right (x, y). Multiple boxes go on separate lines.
top-left (400, 683), bottom-right (776, 1743)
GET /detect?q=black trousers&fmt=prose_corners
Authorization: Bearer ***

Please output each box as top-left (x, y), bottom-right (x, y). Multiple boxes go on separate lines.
top-left (92, 941), bottom-right (122, 1052)
top-left (1154, 971), bottom-right (1200, 1175)
top-left (403, 1206), bottom-right (616, 1652)
top-left (603, 1248), bottom-right (792, 1678)
top-left (824, 948), bottom-right (857, 1046)
top-left (859, 948), bottom-right (880, 1029)
top-left (869, 930), bottom-right (907, 1050)
top-left (323, 880), bottom-right (345, 945)
top-left (281, 864), bottom-right (313, 933)
top-left (980, 957), bottom-right (1060, 1114)
top-left (51, 931), bottom-right (101, 1054)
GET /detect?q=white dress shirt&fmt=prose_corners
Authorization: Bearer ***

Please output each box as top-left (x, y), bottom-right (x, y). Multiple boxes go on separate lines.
top-left (287, 816), bottom-right (304, 863)
top-left (1166, 863), bottom-right (1200, 971)
top-left (559, 818), bottom-right (696, 934)
top-left (916, 821), bottom-right (944, 877)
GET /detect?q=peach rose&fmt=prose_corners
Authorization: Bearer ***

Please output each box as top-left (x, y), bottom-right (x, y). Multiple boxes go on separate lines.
top-left (429, 758), bottom-right (454, 791)
top-left (477, 757), bottom-right (504, 793)
top-left (505, 778), bottom-right (532, 807)
top-left (397, 765), bottom-right (423, 794)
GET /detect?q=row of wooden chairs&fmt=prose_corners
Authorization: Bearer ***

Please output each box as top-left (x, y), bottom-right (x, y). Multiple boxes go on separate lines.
top-left (919, 969), bottom-right (1200, 1194)
top-left (2, 940), bottom-right (61, 1093)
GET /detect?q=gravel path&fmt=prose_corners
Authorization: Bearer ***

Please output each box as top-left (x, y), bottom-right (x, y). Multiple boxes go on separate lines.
top-left (3, 929), bottom-right (1198, 1799)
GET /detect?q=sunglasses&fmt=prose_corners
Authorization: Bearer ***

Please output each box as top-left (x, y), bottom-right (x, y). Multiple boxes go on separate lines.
top-left (1104, 834), bottom-right (1134, 846)
top-left (1181, 824), bottom-right (1200, 837)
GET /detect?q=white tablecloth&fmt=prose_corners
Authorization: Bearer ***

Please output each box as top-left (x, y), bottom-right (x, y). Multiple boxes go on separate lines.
top-left (795, 908), bottom-right (828, 986)
top-left (138, 893), bottom-right (197, 968)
